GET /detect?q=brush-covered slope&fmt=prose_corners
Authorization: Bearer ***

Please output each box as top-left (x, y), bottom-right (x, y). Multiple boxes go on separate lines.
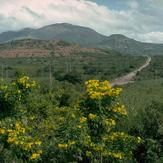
top-left (0, 39), bottom-right (101, 57)
top-left (98, 34), bottom-right (163, 55)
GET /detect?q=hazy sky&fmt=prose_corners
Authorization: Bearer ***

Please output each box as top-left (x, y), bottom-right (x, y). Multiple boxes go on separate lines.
top-left (0, 0), bottom-right (163, 43)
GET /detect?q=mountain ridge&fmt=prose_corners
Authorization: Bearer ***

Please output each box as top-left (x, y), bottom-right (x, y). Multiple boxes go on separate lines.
top-left (0, 23), bottom-right (163, 55)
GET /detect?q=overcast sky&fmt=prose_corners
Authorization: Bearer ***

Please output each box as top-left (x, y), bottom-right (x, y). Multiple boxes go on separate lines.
top-left (0, 0), bottom-right (163, 43)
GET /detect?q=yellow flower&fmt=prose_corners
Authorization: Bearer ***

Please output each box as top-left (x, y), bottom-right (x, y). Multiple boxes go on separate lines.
top-left (7, 129), bottom-right (12, 133)
top-left (80, 117), bottom-right (87, 123)
top-left (88, 113), bottom-right (97, 120)
top-left (30, 152), bottom-right (40, 160)
top-left (93, 145), bottom-right (103, 152)
top-left (112, 152), bottom-right (124, 159)
top-left (68, 140), bottom-right (76, 146)
top-left (85, 80), bottom-right (122, 100)
top-left (15, 122), bottom-right (26, 133)
top-left (71, 113), bottom-right (76, 118)
top-left (37, 150), bottom-right (43, 154)
top-left (104, 118), bottom-right (116, 126)
top-left (137, 137), bottom-right (142, 143)
top-left (86, 151), bottom-right (92, 157)
top-left (7, 137), bottom-right (15, 143)
top-left (35, 141), bottom-right (42, 145)
top-left (0, 128), bottom-right (5, 134)
top-left (77, 125), bottom-right (82, 129)
top-left (26, 142), bottom-right (34, 149)
top-left (112, 104), bottom-right (127, 116)
top-left (58, 143), bottom-right (68, 149)
top-left (30, 116), bottom-right (35, 120)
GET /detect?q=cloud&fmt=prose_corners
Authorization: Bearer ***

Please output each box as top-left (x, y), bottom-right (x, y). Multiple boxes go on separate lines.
top-left (0, 0), bottom-right (163, 43)
top-left (136, 32), bottom-right (163, 43)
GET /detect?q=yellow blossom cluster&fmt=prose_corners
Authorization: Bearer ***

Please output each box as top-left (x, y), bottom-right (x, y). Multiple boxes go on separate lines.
top-left (0, 122), bottom-right (42, 160)
top-left (86, 141), bottom-right (125, 160)
top-left (0, 128), bottom-right (5, 134)
top-left (58, 143), bottom-right (68, 149)
top-left (88, 113), bottom-right (97, 120)
top-left (102, 132), bottom-right (142, 144)
top-left (13, 76), bottom-right (36, 89)
top-left (80, 116), bottom-right (87, 123)
top-left (86, 150), bottom-right (92, 157)
top-left (103, 132), bottom-right (128, 141)
top-left (112, 104), bottom-right (127, 116)
top-left (104, 118), bottom-right (116, 126)
top-left (102, 151), bottom-right (124, 160)
top-left (84, 136), bottom-right (125, 160)
top-left (0, 85), bottom-right (8, 90)
top-left (58, 140), bottom-right (76, 150)
top-left (85, 80), bottom-right (122, 100)
top-left (136, 136), bottom-right (142, 143)
top-left (91, 143), bottom-right (103, 152)
top-left (30, 150), bottom-right (42, 160)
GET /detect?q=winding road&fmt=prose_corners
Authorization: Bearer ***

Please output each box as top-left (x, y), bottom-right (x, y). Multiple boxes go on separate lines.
top-left (111, 56), bottom-right (151, 87)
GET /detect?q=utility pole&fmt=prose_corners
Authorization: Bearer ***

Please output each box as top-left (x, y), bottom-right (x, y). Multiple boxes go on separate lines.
top-left (1, 64), bottom-right (4, 79)
top-left (5, 65), bottom-right (8, 79)
top-left (49, 51), bottom-right (54, 91)
top-left (49, 60), bottom-right (52, 90)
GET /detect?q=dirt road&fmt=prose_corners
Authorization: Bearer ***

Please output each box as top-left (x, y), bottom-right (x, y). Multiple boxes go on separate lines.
top-left (111, 56), bottom-right (151, 87)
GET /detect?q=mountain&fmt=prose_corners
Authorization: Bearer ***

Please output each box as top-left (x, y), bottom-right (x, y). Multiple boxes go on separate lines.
top-left (0, 23), bottom-right (163, 55)
top-left (0, 23), bottom-right (105, 46)
top-left (98, 34), bottom-right (163, 55)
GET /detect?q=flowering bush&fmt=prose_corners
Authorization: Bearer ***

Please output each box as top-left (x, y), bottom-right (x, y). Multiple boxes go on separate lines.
top-left (0, 76), bottom-right (37, 112)
top-left (78, 80), bottom-right (142, 162)
top-left (0, 121), bottom-right (42, 161)
top-left (0, 77), bottom-right (142, 162)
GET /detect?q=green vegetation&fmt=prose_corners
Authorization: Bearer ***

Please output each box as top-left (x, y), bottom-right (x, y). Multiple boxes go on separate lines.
top-left (0, 49), bottom-right (145, 82)
top-left (136, 56), bottom-right (163, 80)
top-left (0, 76), bottom-right (142, 162)
top-left (0, 39), bottom-right (163, 162)
top-left (120, 79), bottom-right (163, 162)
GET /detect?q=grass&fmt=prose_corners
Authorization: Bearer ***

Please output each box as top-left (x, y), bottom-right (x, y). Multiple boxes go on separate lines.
top-left (120, 78), bottom-right (163, 112)
top-left (0, 51), bottom-right (145, 82)
top-left (136, 55), bottom-right (163, 80)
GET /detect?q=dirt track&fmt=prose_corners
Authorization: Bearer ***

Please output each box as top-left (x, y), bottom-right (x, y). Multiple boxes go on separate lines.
top-left (111, 56), bottom-right (151, 87)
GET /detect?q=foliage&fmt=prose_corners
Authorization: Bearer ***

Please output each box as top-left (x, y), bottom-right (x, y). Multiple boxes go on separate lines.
top-left (128, 101), bottom-right (163, 163)
top-left (78, 80), bottom-right (141, 162)
top-left (0, 76), bottom-right (36, 113)
top-left (0, 76), bottom-right (142, 162)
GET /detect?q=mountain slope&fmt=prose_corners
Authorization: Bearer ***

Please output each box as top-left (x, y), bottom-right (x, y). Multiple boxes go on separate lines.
top-left (0, 39), bottom-right (102, 57)
top-left (98, 34), bottom-right (163, 55)
top-left (0, 23), bottom-right (105, 46)
top-left (0, 23), bottom-right (163, 55)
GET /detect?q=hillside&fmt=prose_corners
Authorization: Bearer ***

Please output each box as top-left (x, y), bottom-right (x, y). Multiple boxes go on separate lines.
top-left (98, 34), bottom-right (163, 55)
top-left (0, 23), bottom-right (105, 46)
top-left (0, 23), bottom-right (163, 55)
top-left (0, 39), bottom-right (101, 57)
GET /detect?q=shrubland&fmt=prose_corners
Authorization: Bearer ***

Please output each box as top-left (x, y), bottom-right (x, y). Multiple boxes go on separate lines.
top-left (0, 40), bottom-right (163, 162)
top-left (0, 76), bottom-right (143, 162)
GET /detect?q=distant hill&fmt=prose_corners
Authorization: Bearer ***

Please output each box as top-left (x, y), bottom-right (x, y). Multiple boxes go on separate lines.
top-left (0, 23), bottom-right (163, 55)
top-left (98, 34), bottom-right (163, 55)
top-left (0, 23), bottom-right (104, 46)
top-left (0, 39), bottom-right (102, 58)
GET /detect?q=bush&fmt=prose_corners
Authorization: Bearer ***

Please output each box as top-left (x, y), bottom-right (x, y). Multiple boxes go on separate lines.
top-left (132, 101), bottom-right (163, 163)
top-left (55, 71), bottom-right (83, 84)
top-left (0, 77), bottom-right (142, 162)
